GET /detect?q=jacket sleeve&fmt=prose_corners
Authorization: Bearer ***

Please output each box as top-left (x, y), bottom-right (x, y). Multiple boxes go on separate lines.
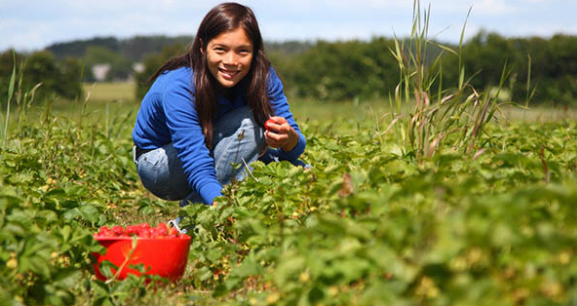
top-left (267, 67), bottom-right (306, 161)
top-left (161, 72), bottom-right (222, 204)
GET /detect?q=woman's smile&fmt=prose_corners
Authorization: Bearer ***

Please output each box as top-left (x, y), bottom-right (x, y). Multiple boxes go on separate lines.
top-left (218, 67), bottom-right (241, 79)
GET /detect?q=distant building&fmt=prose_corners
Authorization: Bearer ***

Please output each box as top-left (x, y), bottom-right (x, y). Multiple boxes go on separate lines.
top-left (91, 62), bottom-right (144, 82)
top-left (92, 64), bottom-right (111, 81)
top-left (133, 63), bottom-right (145, 73)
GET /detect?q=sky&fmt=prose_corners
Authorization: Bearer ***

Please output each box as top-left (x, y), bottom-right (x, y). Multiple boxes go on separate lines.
top-left (1, 0), bottom-right (576, 52)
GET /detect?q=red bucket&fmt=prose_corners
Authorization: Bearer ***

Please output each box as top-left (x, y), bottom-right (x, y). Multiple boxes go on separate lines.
top-left (92, 235), bottom-right (191, 282)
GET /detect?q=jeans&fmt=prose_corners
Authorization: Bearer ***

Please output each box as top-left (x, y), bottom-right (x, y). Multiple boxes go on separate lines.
top-left (134, 106), bottom-right (305, 207)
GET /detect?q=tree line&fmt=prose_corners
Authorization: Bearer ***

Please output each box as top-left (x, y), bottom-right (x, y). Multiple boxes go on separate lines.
top-left (0, 51), bottom-right (83, 104)
top-left (1, 32), bottom-right (576, 106)
top-left (272, 32), bottom-right (576, 105)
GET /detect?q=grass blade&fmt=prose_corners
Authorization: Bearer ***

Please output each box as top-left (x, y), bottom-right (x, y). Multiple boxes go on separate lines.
top-left (2, 54), bottom-right (17, 148)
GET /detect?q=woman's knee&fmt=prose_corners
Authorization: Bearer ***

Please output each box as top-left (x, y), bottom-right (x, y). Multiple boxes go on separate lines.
top-left (136, 145), bottom-right (192, 201)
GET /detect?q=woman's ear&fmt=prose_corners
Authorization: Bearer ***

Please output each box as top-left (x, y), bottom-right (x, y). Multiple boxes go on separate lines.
top-left (199, 39), bottom-right (205, 55)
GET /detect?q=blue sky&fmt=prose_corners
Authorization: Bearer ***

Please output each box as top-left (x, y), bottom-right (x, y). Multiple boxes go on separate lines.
top-left (1, 0), bottom-right (576, 52)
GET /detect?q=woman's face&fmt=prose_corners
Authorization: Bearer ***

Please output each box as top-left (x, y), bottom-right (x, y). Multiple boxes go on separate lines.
top-left (204, 27), bottom-right (254, 89)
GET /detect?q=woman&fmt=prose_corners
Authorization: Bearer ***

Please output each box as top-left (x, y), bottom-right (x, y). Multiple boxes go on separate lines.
top-left (132, 2), bottom-right (306, 207)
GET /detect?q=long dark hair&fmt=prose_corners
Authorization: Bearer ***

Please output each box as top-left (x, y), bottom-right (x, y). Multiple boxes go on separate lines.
top-left (149, 2), bottom-right (273, 148)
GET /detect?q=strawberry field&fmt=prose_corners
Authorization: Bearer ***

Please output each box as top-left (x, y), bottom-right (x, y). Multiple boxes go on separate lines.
top-left (2, 3), bottom-right (577, 303)
top-left (1, 93), bottom-right (577, 305)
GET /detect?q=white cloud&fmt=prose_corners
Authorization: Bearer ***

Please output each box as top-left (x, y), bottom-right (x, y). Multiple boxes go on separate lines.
top-left (1, 0), bottom-right (576, 51)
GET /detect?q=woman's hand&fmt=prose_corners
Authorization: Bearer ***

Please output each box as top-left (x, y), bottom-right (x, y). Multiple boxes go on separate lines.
top-left (264, 116), bottom-right (299, 152)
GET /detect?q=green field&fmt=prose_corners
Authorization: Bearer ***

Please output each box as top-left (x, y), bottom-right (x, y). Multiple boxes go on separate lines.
top-left (1, 79), bottom-right (577, 305)
top-left (3, 0), bottom-right (577, 302)
top-left (77, 82), bottom-right (577, 126)
top-left (83, 82), bottom-right (136, 104)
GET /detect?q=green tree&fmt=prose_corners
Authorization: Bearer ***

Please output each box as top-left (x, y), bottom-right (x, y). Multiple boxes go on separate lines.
top-left (46, 36), bottom-right (119, 60)
top-left (121, 35), bottom-right (194, 62)
top-left (460, 32), bottom-right (516, 89)
top-left (508, 36), bottom-right (548, 103)
top-left (58, 58), bottom-right (85, 99)
top-left (282, 38), bottom-right (399, 101)
top-left (25, 51), bottom-right (83, 101)
top-left (540, 34), bottom-right (577, 105)
top-left (0, 50), bottom-right (83, 104)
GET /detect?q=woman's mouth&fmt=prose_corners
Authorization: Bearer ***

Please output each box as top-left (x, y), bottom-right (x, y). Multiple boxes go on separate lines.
top-left (219, 68), bottom-right (240, 79)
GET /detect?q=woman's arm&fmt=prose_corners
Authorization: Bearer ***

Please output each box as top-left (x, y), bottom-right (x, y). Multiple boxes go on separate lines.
top-left (161, 68), bottom-right (223, 204)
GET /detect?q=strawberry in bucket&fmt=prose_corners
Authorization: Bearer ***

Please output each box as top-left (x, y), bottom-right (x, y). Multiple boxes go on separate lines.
top-left (92, 223), bottom-right (191, 282)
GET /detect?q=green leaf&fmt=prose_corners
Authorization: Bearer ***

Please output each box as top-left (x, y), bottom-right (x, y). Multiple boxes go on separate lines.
top-left (91, 280), bottom-right (111, 296)
top-left (232, 252), bottom-right (262, 278)
top-left (44, 188), bottom-right (66, 199)
top-left (99, 260), bottom-right (118, 279)
top-left (62, 208), bottom-right (80, 220)
top-left (79, 205), bottom-right (100, 223)
top-left (28, 256), bottom-right (52, 278)
top-left (60, 225), bottom-right (72, 242)
top-left (274, 255), bottom-right (306, 287)
top-left (54, 268), bottom-right (82, 289)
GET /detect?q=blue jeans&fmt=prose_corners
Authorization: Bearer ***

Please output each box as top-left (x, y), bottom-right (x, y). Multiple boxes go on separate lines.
top-left (134, 106), bottom-right (305, 206)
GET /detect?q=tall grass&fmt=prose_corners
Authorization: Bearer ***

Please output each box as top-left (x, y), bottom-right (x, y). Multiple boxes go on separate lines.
top-left (385, 0), bottom-right (511, 163)
top-left (1, 54), bottom-right (17, 149)
top-left (1, 55), bottom-right (45, 151)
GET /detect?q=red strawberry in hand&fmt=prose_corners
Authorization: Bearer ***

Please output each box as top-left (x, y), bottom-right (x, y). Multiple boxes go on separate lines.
top-left (265, 118), bottom-right (276, 132)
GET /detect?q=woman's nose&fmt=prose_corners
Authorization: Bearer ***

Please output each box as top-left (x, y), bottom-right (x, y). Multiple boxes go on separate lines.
top-left (224, 52), bottom-right (238, 65)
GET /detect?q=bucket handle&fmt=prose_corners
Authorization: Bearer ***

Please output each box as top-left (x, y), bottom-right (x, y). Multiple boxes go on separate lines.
top-left (167, 219), bottom-right (188, 234)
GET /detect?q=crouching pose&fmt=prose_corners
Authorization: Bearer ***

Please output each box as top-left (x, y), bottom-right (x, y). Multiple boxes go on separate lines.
top-left (132, 3), bottom-right (306, 207)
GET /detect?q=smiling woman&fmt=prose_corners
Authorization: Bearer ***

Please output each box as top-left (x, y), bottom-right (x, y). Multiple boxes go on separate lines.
top-left (132, 2), bottom-right (307, 210)
top-left (203, 27), bottom-right (254, 89)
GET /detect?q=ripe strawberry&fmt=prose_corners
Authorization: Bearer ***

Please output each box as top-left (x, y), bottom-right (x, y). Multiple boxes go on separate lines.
top-left (265, 118), bottom-right (276, 132)
top-left (138, 228), bottom-right (151, 238)
top-left (157, 227), bottom-right (168, 236)
top-left (95, 222), bottom-right (186, 239)
top-left (95, 228), bottom-right (115, 237)
top-left (97, 226), bottom-right (110, 235)
top-left (138, 223), bottom-right (150, 230)
top-left (111, 226), bottom-right (124, 236)
top-left (168, 227), bottom-right (179, 236)
top-left (125, 225), bottom-right (139, 236)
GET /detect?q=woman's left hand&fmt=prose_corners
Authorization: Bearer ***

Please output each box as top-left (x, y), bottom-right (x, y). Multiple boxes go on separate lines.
top-left (264, 116), bottom-right (299, 152)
